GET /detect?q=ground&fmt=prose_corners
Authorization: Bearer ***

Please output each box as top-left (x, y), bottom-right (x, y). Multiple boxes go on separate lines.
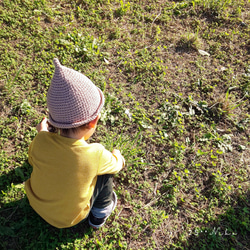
top-left (0, 0), bottom-right (249, 249)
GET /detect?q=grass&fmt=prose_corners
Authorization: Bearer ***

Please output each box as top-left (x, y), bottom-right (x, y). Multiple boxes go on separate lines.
top-left (0, 0), bottom-right (249, 249)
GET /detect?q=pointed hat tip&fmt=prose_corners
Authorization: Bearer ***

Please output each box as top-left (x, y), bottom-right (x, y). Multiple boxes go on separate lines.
top-left (53, 58), bottom-right (61, 68)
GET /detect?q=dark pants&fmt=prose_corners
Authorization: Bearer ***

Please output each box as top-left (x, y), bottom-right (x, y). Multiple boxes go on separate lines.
top-left (90, 174), bottom-right (113, 209)
top-left (73, 174), bottom-right (114, 226)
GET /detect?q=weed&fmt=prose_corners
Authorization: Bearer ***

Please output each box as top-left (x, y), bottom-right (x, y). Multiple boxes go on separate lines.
top-left (241, 66), bottom-right (250, 97)
top-left (176, 32), bottom-right (203, 52)
top-left (114, 0), bottom-right (131, 17)
top-left (209, 89), bottom-right (246, 120)
top-left (100, 93), bottom-right (125, 126)
top-left (55, 31), bottom-right (104, 62)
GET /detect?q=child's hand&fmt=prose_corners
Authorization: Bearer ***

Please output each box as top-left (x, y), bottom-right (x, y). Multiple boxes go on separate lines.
top-left (112, 149), bottom-right (121, 155)
top-left (36, 117), bottom-right (49, 132)
top-left (112, 149), bottom-right (125, 168)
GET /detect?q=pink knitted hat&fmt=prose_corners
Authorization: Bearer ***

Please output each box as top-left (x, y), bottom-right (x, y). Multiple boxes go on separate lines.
top-left (47, 58), bottom-right (104, 129)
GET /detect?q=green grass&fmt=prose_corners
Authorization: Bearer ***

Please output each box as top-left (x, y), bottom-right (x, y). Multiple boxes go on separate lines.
top-left (0, 0), bottom-right (249, 249)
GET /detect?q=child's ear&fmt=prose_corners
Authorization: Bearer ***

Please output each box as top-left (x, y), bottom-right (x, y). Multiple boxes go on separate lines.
top-left (88, 120), bottom-right (96, 128)
top-left (88, 114), bottom-right (101, 128)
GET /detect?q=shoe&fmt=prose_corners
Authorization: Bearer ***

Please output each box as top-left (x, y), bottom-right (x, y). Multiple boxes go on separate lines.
top-left (88, 191), bottom-right (117, 229)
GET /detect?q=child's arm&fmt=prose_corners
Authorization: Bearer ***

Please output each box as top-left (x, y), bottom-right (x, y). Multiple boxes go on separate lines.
top-left (97, 148), bottom-right (125, 175)
top-left (112, 149), bottom-right (125, 169)
top-left (36, 117), bottom-right (49, 132)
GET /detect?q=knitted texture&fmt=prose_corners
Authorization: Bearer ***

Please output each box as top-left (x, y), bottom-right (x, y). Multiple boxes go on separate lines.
top-left (47, 58), bottom-right (104, 128)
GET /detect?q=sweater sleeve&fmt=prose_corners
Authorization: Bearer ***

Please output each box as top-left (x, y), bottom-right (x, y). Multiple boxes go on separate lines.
top-left (98, 147), bottom-right (125, 175)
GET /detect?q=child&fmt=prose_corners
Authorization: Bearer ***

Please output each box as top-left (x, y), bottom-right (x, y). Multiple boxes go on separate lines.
top-left (25, 58), bottom-right (125, 229)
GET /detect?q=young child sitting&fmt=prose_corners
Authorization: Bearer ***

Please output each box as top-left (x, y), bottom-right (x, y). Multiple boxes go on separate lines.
top-left (25, 58), bottom-right (125, 229)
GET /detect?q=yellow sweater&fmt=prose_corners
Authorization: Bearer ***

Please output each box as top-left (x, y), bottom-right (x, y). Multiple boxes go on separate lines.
top-left (25, 132), bottom-right (124, 228)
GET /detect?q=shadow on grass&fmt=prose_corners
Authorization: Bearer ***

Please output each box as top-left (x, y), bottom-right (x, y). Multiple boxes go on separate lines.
top-left (0, 197), bottom-right (93, 249)
top-left (0, 162), bottom-right (92, 250)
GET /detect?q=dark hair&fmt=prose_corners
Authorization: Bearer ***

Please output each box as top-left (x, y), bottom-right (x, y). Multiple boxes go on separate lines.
top-left (61, 124), bottom-right (87, 136)
top-left (48, 123), bottom-right (88, 135)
